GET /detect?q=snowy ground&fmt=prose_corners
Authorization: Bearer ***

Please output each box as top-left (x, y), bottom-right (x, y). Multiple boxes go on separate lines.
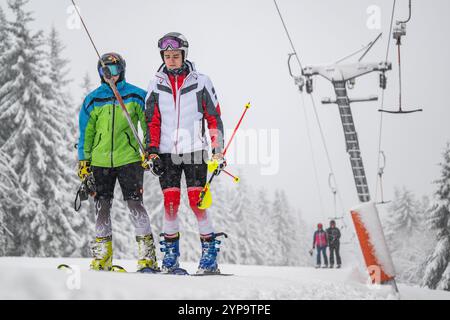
top-left (0, 257), bottom-right (448, 300)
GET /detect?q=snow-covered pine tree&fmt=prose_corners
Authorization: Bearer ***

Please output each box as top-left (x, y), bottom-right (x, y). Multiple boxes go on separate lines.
top-left (0, 5), bottom-right (9, 86)
top-left (271, 189), bottom-right (302, 266)
top-left (47, 27), bottom-right (70, 91)
top-left (385, 187), bottom-right (420, 250)
top-left (422, 143), bottom-right (450, 291)
top-left (0, 0), bottom-right (80, 256)
top-left (0, 151), bottom-right (24, 255)
top-left (412, 194), bottom-right (436, 282)
top-left (81, 72), bottom-right (93, 97)
top-left (0, 4), bottom-right (13, 146)
top-left (382, 187), bottom-right (435, 284)
top-left (292, 208), bottom-right (311, 266)
top-left (252, 188), bottom-right (277, 265)
top-left (47, 26), bottom-right (76, 141)
top-left (226, 174), bottom-right (255, 264)
top-left (269, 190), bottom-right (281, 265)
top-left (234, 177), bottom-right (262, 265)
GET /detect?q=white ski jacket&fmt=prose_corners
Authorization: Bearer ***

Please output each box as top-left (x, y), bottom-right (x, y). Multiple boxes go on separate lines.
top-left (145, 61), bottom-right (224, 155)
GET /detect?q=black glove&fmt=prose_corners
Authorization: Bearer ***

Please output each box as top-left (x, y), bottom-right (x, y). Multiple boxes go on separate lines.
top-left (146, 153), bottom-right (165, 177)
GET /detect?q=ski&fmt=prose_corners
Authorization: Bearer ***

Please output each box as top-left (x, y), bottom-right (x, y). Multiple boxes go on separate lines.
top-left (191, 273), bottom-right (234, 277)
top-left (111, 266), bottom-right (189, 275)
top-left (56, 264), bottom-right (142, 273)
top-left (57, 264), bottom-right (234, 276)
top-left (162, 267), bottom-right (189, 275)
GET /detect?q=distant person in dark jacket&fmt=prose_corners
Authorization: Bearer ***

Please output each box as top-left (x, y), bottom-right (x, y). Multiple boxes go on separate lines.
top-left (326, 220), bottom-right (342, 268)
top-left (312, 223), bottom-right (328, 268)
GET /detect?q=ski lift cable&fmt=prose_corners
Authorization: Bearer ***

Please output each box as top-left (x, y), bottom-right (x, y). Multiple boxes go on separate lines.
top-left (287, 53), bottom-right (326, 219)
top-left (70, 0), bottom-right (103, 61)
top-left (309, 94), bottom-right (347, 216)
top-left (273, 0), bottom-right (329, 220)
top-left (273, 0), bottom-right (347, 219)
top-left (300, 93), bottom-right (327, 221)
top-left (273, 0), bottom-right (304, 71)
top-left (374, 0), bottom-right (397, 201)
top-left (328, 173), bottom-right (337, 217)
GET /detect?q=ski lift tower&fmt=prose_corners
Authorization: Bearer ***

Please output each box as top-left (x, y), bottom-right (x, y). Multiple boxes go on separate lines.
top-left (300, 46), bottom-right (399, 293)
top-left (302, 60), bottom-right (391, 203)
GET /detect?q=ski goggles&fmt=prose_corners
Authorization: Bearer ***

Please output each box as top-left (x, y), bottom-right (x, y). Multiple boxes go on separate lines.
top-left (158, 36), bottom-right (188, 51)
top-left (98, 64), bottom-right (122, 77)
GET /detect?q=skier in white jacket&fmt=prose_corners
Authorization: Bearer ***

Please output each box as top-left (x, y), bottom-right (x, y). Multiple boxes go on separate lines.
top-left (144, 32), bottom-right (226, 274)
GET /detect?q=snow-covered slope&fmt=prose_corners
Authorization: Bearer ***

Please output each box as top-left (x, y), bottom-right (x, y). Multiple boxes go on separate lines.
top-left (0, 257), bottom-right (448, 300)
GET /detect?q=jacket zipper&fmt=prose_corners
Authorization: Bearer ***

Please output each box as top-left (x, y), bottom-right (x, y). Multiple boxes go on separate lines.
top-left (174, 74), bottom-right (190, 154)
top-left (111, 99), bottom-right (116, 167)
top-left (174, 75), bottom-right (180, 154)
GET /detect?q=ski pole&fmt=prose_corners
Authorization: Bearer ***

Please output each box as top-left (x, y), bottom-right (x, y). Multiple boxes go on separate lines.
top-left (198, 102), bottom-right (251, 208)
top-left (70, 0), bottom-right (145, 156)
top-left (222, 102), bottom-right (251, 156)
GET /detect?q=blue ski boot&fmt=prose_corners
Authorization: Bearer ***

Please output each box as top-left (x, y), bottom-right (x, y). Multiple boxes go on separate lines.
top-left (196, 232), bottom-right (227, 275)
top-left (159, 233), bottom-right (187, 275)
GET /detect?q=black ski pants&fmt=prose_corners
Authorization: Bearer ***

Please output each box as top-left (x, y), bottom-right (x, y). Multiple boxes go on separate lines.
top-left (329, 242), bottom-right (342, 266)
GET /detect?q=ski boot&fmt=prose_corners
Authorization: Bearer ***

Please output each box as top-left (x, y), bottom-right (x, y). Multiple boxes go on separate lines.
top-left (136, 234), bottom-right (159, 273)
top-left (90, 236), bottom-right (113, 271)
top-left (196, 232), bottom-right (227, 275)
top-left (159, 233), bottom-right (186, 274)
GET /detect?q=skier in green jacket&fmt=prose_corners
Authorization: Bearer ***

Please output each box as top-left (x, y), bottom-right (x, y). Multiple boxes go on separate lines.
top-left (77, 52), bottom-right (158, 272)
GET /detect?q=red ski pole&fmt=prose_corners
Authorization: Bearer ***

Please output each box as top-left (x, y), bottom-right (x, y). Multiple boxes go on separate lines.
top-left (223, 102), bottom-right (251, 156)
top-left (222, 169), bottom-right (240, 183)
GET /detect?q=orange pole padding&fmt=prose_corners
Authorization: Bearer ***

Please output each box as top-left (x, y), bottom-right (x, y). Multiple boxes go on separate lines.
top-left (350, 203), bottom-right (396, 285)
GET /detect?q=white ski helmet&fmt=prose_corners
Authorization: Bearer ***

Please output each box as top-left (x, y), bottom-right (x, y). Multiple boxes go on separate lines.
top-left (158, 32), bottom-right (189, 61)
